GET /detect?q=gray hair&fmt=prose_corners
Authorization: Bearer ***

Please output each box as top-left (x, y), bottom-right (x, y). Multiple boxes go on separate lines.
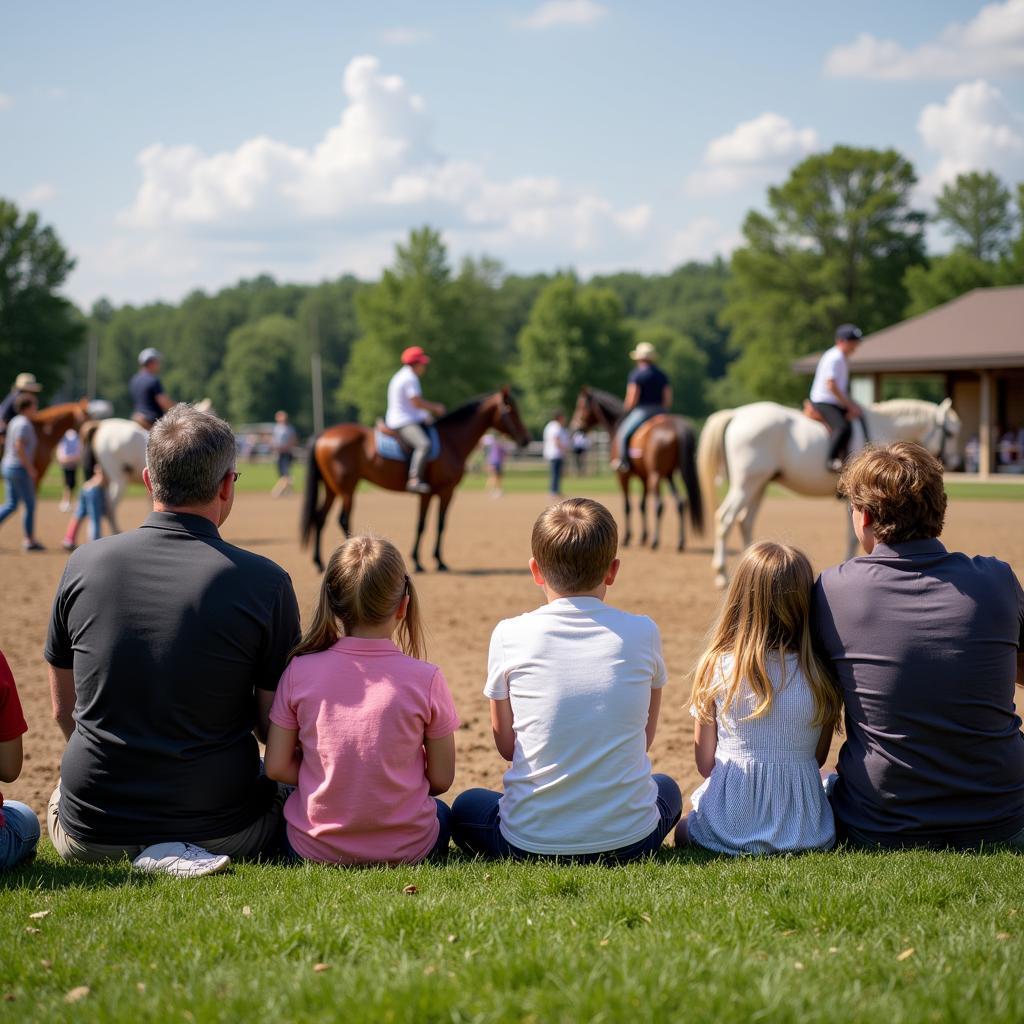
top-left (146, 404), bottom-right (236, 507)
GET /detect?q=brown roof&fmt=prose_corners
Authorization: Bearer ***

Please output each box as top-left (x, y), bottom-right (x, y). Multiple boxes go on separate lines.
top-left (793, 286), bottom-right (1024, 374)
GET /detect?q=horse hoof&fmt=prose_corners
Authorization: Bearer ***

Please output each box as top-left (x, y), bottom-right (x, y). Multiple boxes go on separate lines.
top-left (650, 541), bottom-right (659, 551)
top-left (436, 562), bottom-right (449, 573)
top-left (414, 564), bottom-right (425, 574)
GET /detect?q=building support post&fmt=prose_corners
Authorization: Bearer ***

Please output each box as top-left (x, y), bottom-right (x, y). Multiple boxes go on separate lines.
top-left (979, 369), bottom-right (993, 480)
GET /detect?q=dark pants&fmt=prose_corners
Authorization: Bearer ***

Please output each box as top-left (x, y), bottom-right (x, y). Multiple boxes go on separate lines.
top-left (451, 774), bottom-right (682, 863)
top-left (548, 457), bottom-right (564, 495)
top-left (812, 401), bottom-right (851, 462)
top-left (398, 424), bottom-right (431, 482)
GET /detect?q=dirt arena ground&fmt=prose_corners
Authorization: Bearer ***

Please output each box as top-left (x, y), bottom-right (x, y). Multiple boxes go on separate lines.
top-left (3, 486), bottom-right (1023, 824)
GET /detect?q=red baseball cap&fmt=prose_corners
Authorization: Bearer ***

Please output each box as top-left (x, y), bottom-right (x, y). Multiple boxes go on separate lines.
top-left (401, 346), bottom-right (431, 366)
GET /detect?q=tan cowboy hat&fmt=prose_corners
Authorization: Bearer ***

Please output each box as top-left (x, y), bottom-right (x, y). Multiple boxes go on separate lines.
top-left (13, 372), bottom-right (43, 392)
top-left (629, 341), bottom-right (658, 362)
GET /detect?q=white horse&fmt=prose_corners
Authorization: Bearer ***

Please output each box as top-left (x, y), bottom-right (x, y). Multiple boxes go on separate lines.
top-left (82, 399), bottom-right (214, 533)
top-left (698, 398), bottom-right (961, 587)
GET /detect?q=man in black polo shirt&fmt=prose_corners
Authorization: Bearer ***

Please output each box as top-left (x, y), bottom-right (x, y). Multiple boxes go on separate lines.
top-left (814, 441), bottom-right (1024, 849)
top-left (46, 404), bottom-right (300, 872)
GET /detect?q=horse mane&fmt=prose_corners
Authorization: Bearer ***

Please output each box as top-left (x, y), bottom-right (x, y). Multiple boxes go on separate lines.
top-left (585, 387), bottom-right (624, 417)
top-left (434, 392), bottom-right (500, 427)
top-left (869, 398), bottom-right (941, 428)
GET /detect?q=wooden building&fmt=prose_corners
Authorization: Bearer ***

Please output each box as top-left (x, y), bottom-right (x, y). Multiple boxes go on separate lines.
top-left (793, 286), bottom-right (1024, 478)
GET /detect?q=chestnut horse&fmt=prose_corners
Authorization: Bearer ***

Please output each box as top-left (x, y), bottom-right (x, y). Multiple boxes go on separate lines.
top-left (301, 388), bottom-right (531, 573)
top-left (570, 387), bottom-right (703, 550)
top-left (27, 400), bottom-right (93, 487)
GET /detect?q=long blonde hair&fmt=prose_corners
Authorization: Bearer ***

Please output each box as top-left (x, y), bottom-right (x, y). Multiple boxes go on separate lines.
top-left (689, 541), bottom-right (841, 730)
top-left (291, 535), bottom-right (425, 661)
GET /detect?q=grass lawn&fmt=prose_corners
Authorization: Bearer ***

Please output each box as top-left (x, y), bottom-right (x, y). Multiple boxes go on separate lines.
top-left (34, 462), bottom-right (1024, 503)
top-left (2, 843), bottom-right (1022, 1022)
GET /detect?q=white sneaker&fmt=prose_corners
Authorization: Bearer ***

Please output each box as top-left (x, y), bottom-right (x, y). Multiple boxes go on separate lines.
top-left (132, 842), bottom-right (231, 878)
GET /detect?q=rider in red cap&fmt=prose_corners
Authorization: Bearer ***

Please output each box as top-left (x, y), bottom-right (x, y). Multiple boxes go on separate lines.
top-left (385, 347), bottom-right (446, 493)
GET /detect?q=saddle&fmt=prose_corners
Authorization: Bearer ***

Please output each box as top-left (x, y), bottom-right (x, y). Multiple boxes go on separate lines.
top-left (802, 401), bottom-right (831, 432)
top-left (373, 422), bottom-right (441, 464)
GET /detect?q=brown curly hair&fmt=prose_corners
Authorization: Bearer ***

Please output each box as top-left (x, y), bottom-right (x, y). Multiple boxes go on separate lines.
top-left (838, 442), bottom-right (947, 545)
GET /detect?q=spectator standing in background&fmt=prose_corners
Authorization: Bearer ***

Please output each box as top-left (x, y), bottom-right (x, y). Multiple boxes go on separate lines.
top-left (485, 434), bottom-right (506, 498)
top-left (543, 412), bottom-right (569, 498)
top-left (0, 393), bottom-right (44, 552)
top-left (0, 373), bottom-right (44, 437)
top-left (57, 428), bottom-right (81, 512)
top-left (272, 411), bottom-right (298, 498)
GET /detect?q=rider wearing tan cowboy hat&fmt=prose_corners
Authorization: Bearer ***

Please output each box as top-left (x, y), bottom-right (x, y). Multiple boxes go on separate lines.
top-left (0, 373), bottom-right (44, 433)
top-left (384, 346), bottom-right (446, 494)
top-left (129, 348), bottom-right (175, 430)
top-left (613, 341), bottom-right (672, 472)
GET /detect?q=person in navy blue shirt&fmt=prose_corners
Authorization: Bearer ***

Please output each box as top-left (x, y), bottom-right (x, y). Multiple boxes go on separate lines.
top-left (614, 342), bottom-right (671, 472)
top-left (129, 348), bottom-right (175, 429)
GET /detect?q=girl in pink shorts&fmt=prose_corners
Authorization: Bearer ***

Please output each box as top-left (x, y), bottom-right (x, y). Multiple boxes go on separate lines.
top-left (265, 536), bottom-right (459, 865)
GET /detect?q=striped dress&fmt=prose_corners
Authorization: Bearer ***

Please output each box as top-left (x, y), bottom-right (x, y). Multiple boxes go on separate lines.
top-left (687, 652), bottom-right (835, 855)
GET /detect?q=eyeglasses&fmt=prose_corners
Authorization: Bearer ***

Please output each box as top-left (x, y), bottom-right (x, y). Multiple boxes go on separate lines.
top-left (228, 471), bottom-right (240, 483)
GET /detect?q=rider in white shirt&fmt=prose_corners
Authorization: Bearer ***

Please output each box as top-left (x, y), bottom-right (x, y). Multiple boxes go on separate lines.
top-left (810, 324), bottom-right (863, 472)
top-left (385, 347), bottom-right (446, 494)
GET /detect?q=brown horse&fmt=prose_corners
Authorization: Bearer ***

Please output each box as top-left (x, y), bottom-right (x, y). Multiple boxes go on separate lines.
top-left (27, 400), bottom-right (92, 489)
top-left (301, 388), bottom-right (531, 573)
top-left (570, 387), bottom-right (703, 550)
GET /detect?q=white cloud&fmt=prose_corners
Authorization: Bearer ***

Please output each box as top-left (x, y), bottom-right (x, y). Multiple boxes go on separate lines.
top-left (520, 0), bottom-right (607, 30)
top-left (89, 55), bottom-right (656, 303)
top-left (917, 79), bottom-right (1024, 194)
top-left (685, 112), bottom-right (818, 197)
top-left (666, 218), bottom-right (742, 265)
top-left (48, 87), bottom-right (67, 100)
top-left (23, 183), bottom-right (56, 206)
top-left (824, 0), bottom-right (1024, 79)
top-left (0, 93), bottom-right (14, 110)
top-left (380, 27), bottom-right (432, 46)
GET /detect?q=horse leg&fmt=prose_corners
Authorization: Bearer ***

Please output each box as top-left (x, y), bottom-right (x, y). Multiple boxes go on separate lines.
top-left (650, 476), bottom-right (663, 550)
top-left (412, 493), bottom-right (430, 573)
top-left (665, 475), bottom-right (686, 552)
top-left (105, 475), bottom-right (123, 535)
top-left (620, 475), bottom-right (632, 547)
top-left (639, 481), bottom-right (649, 547)
top-left (312, 490), bottom-right (336, 573)
top-left (337, 489), bottom-right (355, 538)
top-left (433, 489), bottom-right (454, 572)
top-left (713, 479), bottom-right (769, 588)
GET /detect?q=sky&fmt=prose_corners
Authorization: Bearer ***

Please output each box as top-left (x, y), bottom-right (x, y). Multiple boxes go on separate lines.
top-left (2, 0), bottom-right (1023, 308)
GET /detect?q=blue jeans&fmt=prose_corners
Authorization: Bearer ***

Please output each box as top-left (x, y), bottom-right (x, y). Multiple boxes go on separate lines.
top-left (0, 801), bottom-right (41, 870)
top-left (0, 465), bottom-right (35, 539)
top-left (282, 799), bottom-right (452, 864)
top-left (75, 486), bottom-right (105, 541)
top-left (451, 774), bottom-right (682, 863)
top-left (548, 458), bottom-right (563, 495)
top-left (614, 406), bottom-right (661, 468)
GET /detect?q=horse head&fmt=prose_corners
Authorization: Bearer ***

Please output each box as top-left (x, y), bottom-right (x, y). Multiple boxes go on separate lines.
top-left (931, 397), bottom-right (961, 468)
top-left (495, 387), bottom-right (531, 449)
top-left (570, 387), bottom-right (596, 432)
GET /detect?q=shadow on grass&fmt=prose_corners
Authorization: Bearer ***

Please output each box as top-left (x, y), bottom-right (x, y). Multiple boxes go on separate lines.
top-left (0, 857), bottom-right (156, 892)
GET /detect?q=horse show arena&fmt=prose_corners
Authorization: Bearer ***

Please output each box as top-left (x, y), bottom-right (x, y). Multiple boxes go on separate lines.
top-left (4, 486), bottom-right (1023, 824)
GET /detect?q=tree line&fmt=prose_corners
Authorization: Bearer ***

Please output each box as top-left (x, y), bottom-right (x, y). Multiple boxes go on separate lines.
top-left (2, 147), bottom-right (1023, 434)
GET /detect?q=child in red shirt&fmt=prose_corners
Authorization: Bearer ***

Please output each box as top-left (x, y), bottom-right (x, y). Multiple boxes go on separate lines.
top-left (0, 651), bottom-right (39, 869)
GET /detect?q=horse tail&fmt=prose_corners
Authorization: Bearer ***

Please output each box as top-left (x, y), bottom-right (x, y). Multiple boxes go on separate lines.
top-left (675, 420), bottom-right (704, 536)
top-left (79, 420), bottom-right (100, 478)
top-left (300, 436), bottom-right (322, 549)
top-left (697, 408), bottom-right (734, 533)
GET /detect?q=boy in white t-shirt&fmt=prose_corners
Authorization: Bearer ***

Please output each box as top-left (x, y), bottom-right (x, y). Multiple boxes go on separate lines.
top-left (451, 498), bottom-right (680, 861)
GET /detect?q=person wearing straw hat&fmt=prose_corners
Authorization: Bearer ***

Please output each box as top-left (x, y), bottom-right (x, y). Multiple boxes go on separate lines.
top-left (0, 373), bottom-right (44, 435)
top-left (613, 341), bottom-right (672, 473)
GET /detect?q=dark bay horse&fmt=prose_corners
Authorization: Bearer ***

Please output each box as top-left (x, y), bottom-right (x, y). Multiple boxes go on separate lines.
top-left (301, 388), bottom-right (531, 572)
top-left (571, 387), bottom-right (703, 550)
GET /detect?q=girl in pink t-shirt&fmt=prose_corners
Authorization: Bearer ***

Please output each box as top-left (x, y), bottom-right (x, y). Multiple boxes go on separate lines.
top-left (265, 536), bottom-right (459, 865)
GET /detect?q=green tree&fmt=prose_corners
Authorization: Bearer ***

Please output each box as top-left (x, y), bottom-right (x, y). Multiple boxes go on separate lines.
top-left (224, 315), bottom-right (302, 424)
top-left (935, 171), bottom-right (1015, 261)
top-left (0, 198), bottom-right (85, 396)
top-left (903, 250), bottom-right (1000, 317)
top-left (338, 227), bottom-right (502, 423)
top-left (631, 323), bottom-right (708, 417)
top-left (514, 274), bottom-right (633, 428)
top-left (720, 146), bottom-right (926, 406)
